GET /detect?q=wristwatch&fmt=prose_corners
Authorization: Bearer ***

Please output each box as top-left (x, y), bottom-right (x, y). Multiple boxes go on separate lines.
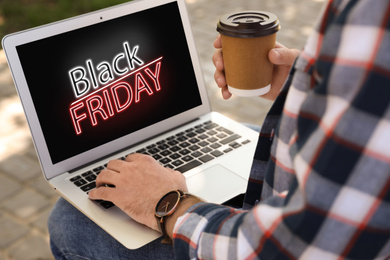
top-left (155, 190), bottom-right (189, 244)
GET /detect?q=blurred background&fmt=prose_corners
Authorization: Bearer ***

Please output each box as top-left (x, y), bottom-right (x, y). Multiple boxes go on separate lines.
top-left (0, 0), bottom-right (325, 259)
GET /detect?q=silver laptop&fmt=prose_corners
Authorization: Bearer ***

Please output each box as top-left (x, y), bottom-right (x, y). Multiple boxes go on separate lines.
top-left (2, 0), bottom-right (258, 249)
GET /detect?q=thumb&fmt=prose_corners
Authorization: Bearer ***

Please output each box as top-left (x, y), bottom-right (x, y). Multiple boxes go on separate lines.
top-left (269, 47), bottom-right (301, 66)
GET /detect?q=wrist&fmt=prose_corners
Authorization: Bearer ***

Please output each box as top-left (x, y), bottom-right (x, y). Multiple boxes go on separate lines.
top-left (165, 195), bottom-right (202, 238)
top-left (154, 190), bottom-right (203, 243)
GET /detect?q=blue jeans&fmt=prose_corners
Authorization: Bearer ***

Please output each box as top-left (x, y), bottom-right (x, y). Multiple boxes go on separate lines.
top-left (48, 197), bottom-right (175, 259)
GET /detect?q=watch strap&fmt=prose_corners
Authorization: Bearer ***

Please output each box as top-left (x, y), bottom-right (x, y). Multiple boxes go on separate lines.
top-left (155, 190), bottom-right (190, 244)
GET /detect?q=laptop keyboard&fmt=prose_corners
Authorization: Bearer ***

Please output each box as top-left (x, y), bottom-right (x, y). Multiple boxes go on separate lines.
top-left (69, 120), bottom-right (251, 209)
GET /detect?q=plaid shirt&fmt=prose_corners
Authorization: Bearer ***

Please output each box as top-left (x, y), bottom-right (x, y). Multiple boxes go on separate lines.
top-left (173, 0), bottom-right (390, 259)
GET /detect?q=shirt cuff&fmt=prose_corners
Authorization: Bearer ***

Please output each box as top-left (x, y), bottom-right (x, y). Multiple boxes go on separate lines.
top-left (171, 202), bottom-right (237, 259)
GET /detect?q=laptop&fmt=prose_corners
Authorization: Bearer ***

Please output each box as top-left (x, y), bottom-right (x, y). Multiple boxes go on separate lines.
top-left (2, 0), bottom-right (258, 249)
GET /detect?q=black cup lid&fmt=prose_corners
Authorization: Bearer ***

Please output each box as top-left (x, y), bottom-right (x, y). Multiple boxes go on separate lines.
top-left (217, 11), bottom-right (280, 38)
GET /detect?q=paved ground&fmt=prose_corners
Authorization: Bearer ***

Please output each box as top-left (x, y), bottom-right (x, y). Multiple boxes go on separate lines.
top-left (0, 0), bottom-right (325, 259)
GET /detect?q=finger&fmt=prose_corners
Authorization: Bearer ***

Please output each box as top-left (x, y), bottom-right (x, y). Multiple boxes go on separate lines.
top-left (214, 71), bottom-right (232, 100)
top-left (221, 87), bottom-right (232, 100)
top-left (125, 152), bottom-right (147, 162)
top-left (106, 159), bottom-right (125, 172)
top-left (95, 169), bottom-right (118, 188)
top-left (213, 34), bottom-right (222, 49)
top-left (214, 69), bottom-right (226, 88)
top-left (89, 186), bottom-right (115, 201)
top-left (269, 47), bottom-right (301, 66)
top-left (165, 167), bottom-right (176, 173)
top-left (275, 41), bottom-right (286, 49)
top-left (212, 49), bottom-right (224, 71)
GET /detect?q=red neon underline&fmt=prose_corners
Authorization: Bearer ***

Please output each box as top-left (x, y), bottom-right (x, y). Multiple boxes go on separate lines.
top-left (71, 56), bottom-right (163, 106)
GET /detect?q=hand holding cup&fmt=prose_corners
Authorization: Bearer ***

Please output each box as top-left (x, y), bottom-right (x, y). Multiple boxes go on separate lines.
top-left (213, 11), bottom-right (301, 100)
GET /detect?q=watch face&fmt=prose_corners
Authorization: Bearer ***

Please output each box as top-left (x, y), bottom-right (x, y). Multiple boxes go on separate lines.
top-left (156, 191), bottom-right (180, 217)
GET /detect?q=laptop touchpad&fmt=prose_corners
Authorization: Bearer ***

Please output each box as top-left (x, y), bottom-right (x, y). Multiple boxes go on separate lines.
top-left (186, 164), bottom-right (247, 203)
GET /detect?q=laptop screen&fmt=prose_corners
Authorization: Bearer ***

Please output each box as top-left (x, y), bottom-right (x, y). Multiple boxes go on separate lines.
top-left (15, 2), bottom-right (202, 164)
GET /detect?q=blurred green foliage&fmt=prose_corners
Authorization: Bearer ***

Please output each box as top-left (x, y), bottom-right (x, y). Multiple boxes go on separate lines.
top-left (0, 0), bottom-right (130, 39)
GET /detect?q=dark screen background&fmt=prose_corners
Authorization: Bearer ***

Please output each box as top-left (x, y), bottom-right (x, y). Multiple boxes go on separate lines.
top-left (16, 2), bottom-right (202, 164)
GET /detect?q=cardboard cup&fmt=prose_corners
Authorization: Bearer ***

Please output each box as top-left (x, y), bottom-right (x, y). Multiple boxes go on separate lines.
top-left (221, 33), bottom-right (276, 96)
top-left (217, 11), bottom-right (280, 97)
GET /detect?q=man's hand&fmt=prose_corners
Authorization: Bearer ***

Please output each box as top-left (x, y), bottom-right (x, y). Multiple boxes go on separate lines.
top-left (89, 153), bottom-right (188, 231)
top-left (212, 34), bottom-right (301, 101)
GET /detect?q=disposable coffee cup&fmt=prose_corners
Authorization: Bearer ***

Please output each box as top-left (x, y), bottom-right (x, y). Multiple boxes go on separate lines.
top-left (217, 11), bottom-right (280, 97)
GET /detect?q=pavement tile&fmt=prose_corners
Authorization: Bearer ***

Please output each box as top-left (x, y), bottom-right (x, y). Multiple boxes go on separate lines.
top-left (1, 189), bottom-right (51, 220)
top-left (0, 216), bottom-right (29, 248)
top-left (0, 173), bottom-right (23, 201)
top-left (0, 95), bottom-right (27, 137)
top-left (8, 234), bottom-right (53, 260)
top-left (0, 130), bottom-right (34, 163)
top-left (0, 154), bottom-right (41, 182)
top-left (28, 176), bottom-right (59, 199)
top-left (30, 207), bottom-right (53, 234)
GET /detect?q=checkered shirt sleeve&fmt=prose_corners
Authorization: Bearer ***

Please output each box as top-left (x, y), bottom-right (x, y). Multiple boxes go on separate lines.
top-left (173, 0), bottom-right (390, 259)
